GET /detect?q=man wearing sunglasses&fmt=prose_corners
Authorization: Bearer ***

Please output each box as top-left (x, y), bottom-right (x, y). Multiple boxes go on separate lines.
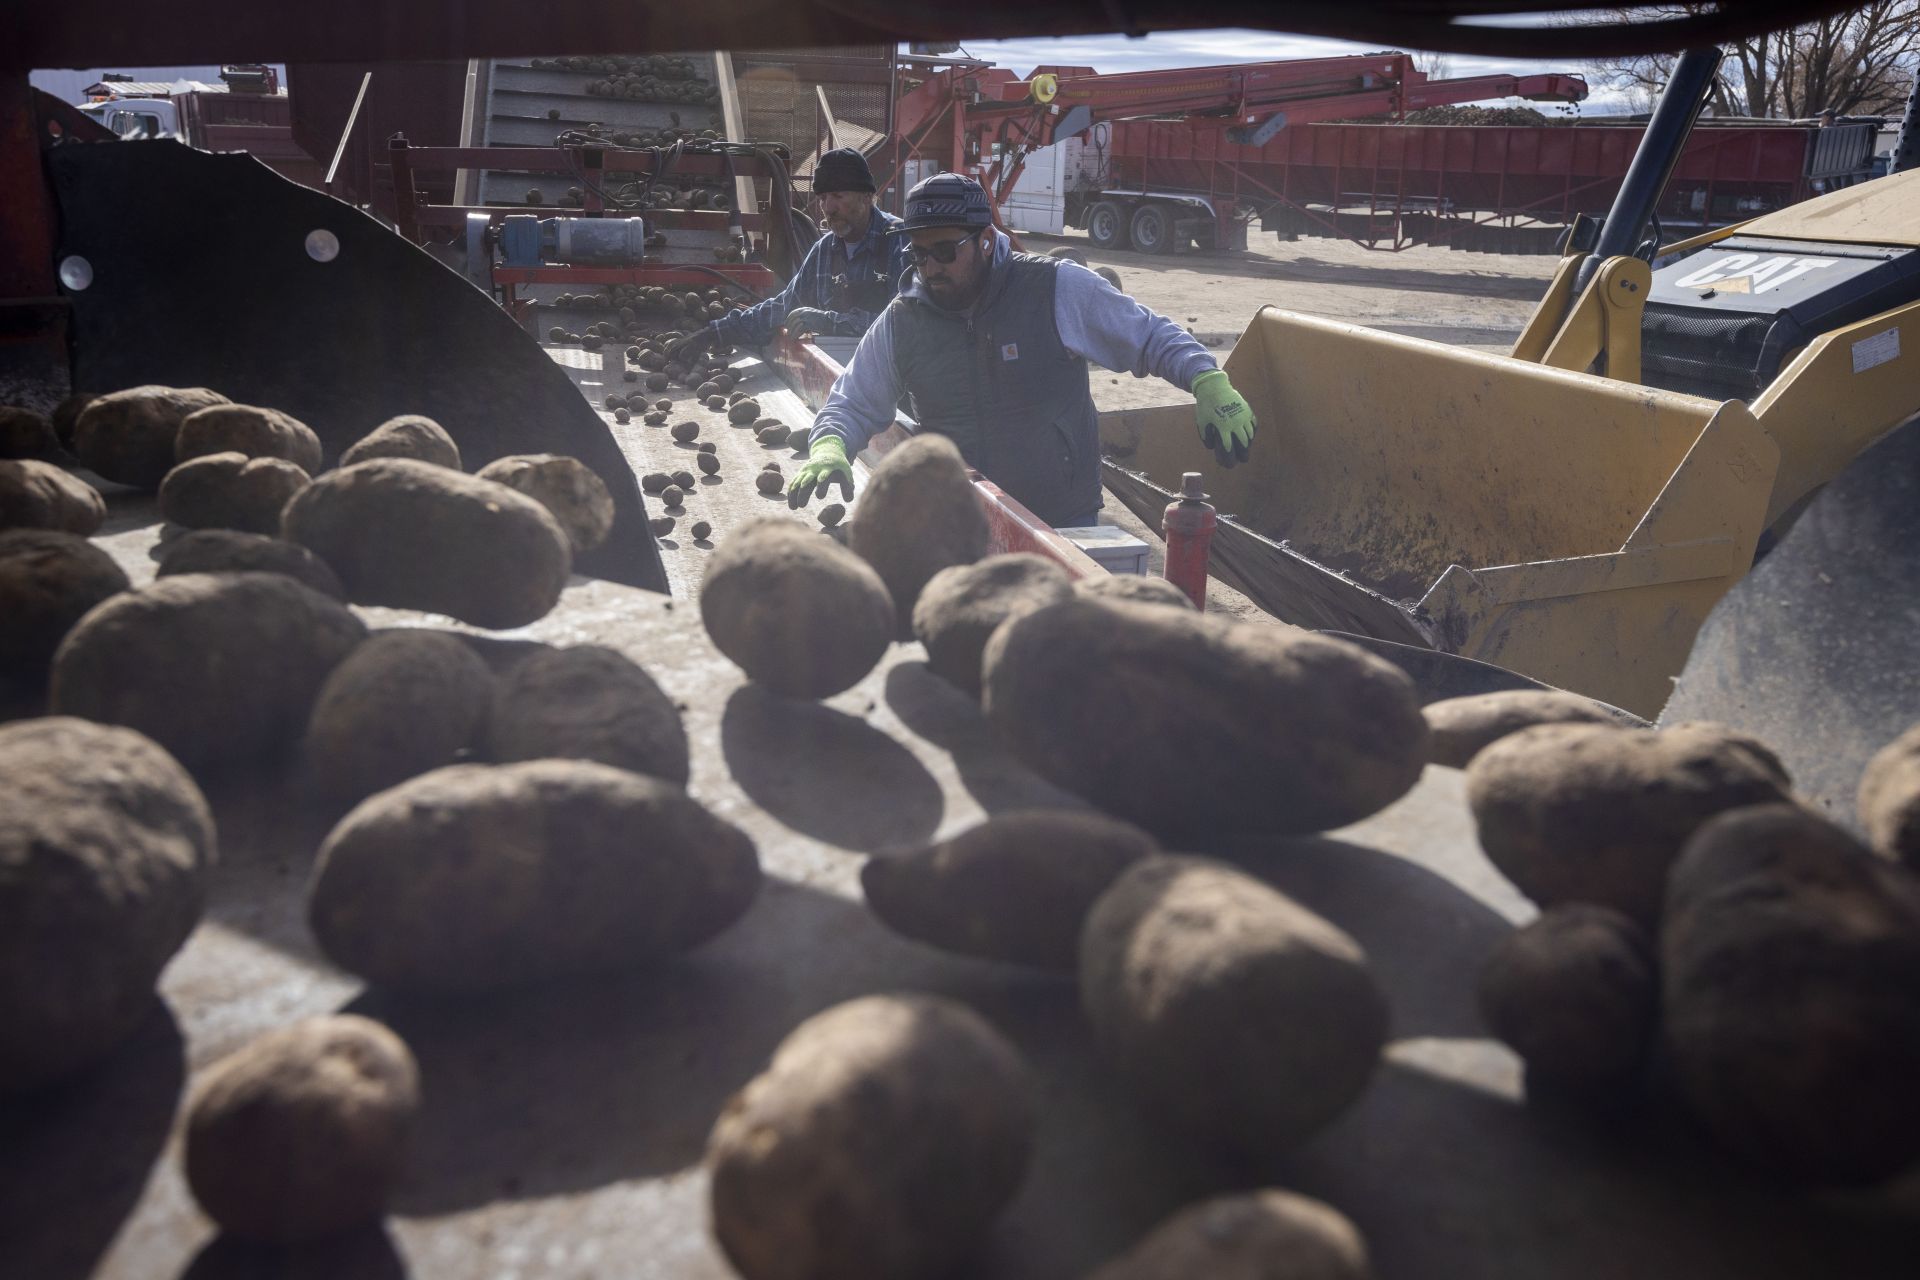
top-left (672, 147), bottom-right (911, 362)
top-left (788, 172), bottom-right (1257, 527)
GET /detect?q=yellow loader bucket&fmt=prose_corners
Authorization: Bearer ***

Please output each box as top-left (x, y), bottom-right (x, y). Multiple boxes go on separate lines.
top-left (1100, 309), bottom-right (1780, 717)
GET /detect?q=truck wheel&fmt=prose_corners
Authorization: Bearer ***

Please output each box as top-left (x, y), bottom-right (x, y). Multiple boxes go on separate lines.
top-left (1087, 202), bottom-right (1129, 251)
top-left (1047, 246), bottom-right (1090, 266)
top-left (1128, 203), bottom-right (1176, 254)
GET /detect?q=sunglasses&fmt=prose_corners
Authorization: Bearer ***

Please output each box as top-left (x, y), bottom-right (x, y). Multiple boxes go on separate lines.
top-left (907, 233), bottom-right (981, 266)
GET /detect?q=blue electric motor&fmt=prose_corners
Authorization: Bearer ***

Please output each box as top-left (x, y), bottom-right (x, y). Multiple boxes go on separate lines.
top-left (496, 214), bottom-right (649, 267)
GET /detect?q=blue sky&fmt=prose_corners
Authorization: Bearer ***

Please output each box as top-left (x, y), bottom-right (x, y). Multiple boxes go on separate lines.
top-left (958, 30), bottom-right (1632, 113)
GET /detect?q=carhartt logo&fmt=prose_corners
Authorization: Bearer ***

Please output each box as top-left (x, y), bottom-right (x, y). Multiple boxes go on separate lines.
top-left (1001, 343), bottom-right (1019, 361)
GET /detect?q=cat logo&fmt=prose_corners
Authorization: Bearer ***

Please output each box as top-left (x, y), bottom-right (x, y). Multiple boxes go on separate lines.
top-left (1673, 253), bottom-right (1840, 296)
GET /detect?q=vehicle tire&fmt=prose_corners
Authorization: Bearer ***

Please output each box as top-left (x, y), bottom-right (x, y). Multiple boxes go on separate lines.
top-left (1095, 266), bottom-right (1124, 291)
top-left (1086, 202), bottom-right (1129, 251)
top-left (1128, 203), bottom-right (1176, 254)
top-left (1047, 246), bottom-right (1090, 266)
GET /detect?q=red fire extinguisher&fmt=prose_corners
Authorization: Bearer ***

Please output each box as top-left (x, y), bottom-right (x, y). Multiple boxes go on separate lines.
top-left (1162, 471), bottom-right (1216, 609)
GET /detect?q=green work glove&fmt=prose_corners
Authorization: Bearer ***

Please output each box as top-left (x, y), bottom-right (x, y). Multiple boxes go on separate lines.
top-left (1192, 368), bottom-right (1256, 469)
top-left (782, 307), bottom-right (835, 338)
top-left (788, 435), bottom-right (854, 507)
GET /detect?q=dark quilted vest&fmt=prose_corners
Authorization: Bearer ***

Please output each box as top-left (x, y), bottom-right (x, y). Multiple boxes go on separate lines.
top-left (887, 254), bottom-right (1100, 525)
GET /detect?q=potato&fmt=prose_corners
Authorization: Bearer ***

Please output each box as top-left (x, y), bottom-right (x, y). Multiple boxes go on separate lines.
top-left (184, 1015), bottom-right (418, 1241)
top-left (912, 553), bottom-right (1074, 697)
top-left (862, 810), bottom-right (1157, 971)
top-left (849, 434), bottom-right (988, 634)
top-left (282, 458), bottom-right (571, 629)
top-left (306, 631), bottom-right (494, 802)
top-left (73, 385), bottom-right (229, 488)
top-left (486, 644), bottom-right (688, 785)
top-left (308, 760), bottom-right (760, 991)
top-left (1080, 856), bottom-right (1387, 1156)
top-left (1074, 573), bottom-right (1194, 610)
top-left (1858, 723), bottom-right (1920, 869)
top-left (0, 530), bottom-right (129, 692)
top-left (700, 518), bottom-right (894, 699)
top-left (51, 572), bottom-right (367, 771)
top-left (49, 393), bottom-right (96, 452)
top-left (1663, 804), bottom-right (1920, 1184)
top-left (0, 717), bottom-right (212, 1091)
top-left (175, 404), bottom-right (323, 475)
top-left (0, 458), bottom-right (105, 534)
top-left (727, 398), bottom-right (760, 424)
top-left (984, 599), bottom-right (1427, 841)
top-left (475, 453), bottom-right (615, 553)
top-left (708, 995), bottom-right (1035, 1280)
top-left (337, 414), bottom-right (462, 471)
top-left (1476, 904), bottom-right (1655, 1096)
top-left (158, 452), bottom-right (310, 534)
top-left (1466, 722), bottom-right (1792, 926)
top-left (155, 528), bottom-right (345, 600)
top-left (0, 406), bottom-right (58, 459)
top-left (1425, 689), bottom-right (1642, 768)
top-left (1088, 1190), bottom-right (1372, 1280)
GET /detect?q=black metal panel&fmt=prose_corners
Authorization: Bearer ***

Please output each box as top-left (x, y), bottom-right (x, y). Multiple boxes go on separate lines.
top-left (1661, 421), bottom-right (1920, 834)
top-left (48, 139), bottom-right (666, 593)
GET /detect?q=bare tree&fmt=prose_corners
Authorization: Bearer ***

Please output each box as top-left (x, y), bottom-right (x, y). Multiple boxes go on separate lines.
top-left (1412, 49), bottom-right (1456, 81)
top-left (1577, 3), bottom-right (1920, 117)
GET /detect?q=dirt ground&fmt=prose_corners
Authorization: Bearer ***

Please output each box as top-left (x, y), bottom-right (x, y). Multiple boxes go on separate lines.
top-left (551, 230), bottom-right (1559, 616)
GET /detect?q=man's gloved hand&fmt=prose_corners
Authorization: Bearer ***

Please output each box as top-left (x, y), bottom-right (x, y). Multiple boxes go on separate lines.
top-left (668, 323), bottom-right (718, 362)
top-left (788, 435), bottom-right (854, 507)
top-left (1191, 368), bottom-right (1256, 469)
top-left (782, 307), bottom-right (835, 339)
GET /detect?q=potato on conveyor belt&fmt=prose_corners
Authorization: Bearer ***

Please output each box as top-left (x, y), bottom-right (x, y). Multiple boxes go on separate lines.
top-left (1466, 722), bottom-right (1792, 926)
top-left (72, 385), bottom-right (229, 488)
top-left (913, 553), bottom-right (1074, 697)
top-left (1080, 856), bottom-right (1388, 1157)
top-left (184, 1015), bottom-right (418, 1242)
top-left (475, 453), bottom-right (616, 554)
top-left (0, 717), bottom-right (212, 1092)
top-left (1663, 804), bottom-right (1920, 1185)
top-left (174, 403), bottom-right (324, 475)
top-left (49, 393), bottom-right (95, 452)
top-left (306, 630), bottom-right (494, 802)
top-left (849, 433), bottom-right (989, 634)
top-left (0, 405), bottom-right (58, 459)
top-left (309, 760), bottom-right (759, 991)
top-left (0, 457), bottom-right (106, 534)
top-left (1858, 723), bottom-right (1920, 869)
top-left (1476, 904), bottom-right (1655, 1097)
top-left (155, 528), bottom-right (344, 600)
top-left (984, 599), bottom-right (1427, 840)
top-left (337, 413), bottom-right (462, 471)
top-left (282, 458), bottom-right (571, 629)
top-left (701, 519), bottom-right (894, 699)
top-left (1425, 689), bottom-right (1644, 768)
top-left (0, 530), bottom-right (129, 692)
top-left (861, 809), bottom-right (1158, 971)
top-left (486, 643), bottom-right (688, 785)
top-left (1073, 573), bottom-right (1194, 610)
top-left (51, 572), bottom-right (367, 771)
top-left (708, 994), bottom-right (1035, 1280)
top-left (1088, 1189), bottom-right (1373, 1280)
top-left (157, 451), bottom-right (310, 535)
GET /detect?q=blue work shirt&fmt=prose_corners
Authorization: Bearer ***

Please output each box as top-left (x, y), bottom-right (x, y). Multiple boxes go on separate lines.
top-left (711, 207), bottom-right (911, 347)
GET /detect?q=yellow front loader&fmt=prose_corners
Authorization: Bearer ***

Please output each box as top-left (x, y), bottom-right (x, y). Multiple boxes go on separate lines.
top-left (1102, 49), bottom-right (1920, 718)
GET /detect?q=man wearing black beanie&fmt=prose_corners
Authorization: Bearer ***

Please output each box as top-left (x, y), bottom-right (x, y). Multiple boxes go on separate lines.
top-left (673, 146), bottom-right (909, 359)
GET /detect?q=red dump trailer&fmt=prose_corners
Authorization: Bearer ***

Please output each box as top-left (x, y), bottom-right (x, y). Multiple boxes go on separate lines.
top-left (1074, 115), bottom-right (1880, 253)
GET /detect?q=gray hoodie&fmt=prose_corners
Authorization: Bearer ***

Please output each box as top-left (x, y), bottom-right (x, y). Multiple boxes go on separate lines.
top-left (811, 228), bottom-right (1217, 454)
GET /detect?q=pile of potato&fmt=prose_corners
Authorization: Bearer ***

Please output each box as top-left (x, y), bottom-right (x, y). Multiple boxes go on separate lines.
top-left (1461, 711), bottom-right (1920, 1184)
